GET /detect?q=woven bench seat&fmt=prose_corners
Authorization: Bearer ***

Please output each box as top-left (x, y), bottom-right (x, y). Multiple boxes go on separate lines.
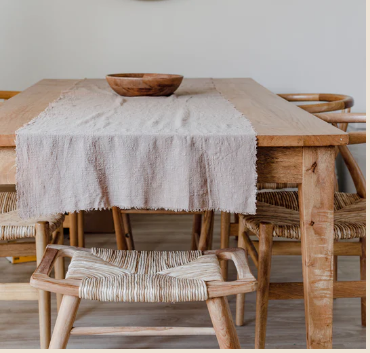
top-left (0, 192), bottom-right (65, 241)
top-left (66, 248), bottom-right (224, 303)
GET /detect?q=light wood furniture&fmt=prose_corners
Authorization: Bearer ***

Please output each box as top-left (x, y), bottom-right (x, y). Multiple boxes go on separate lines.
top-left (278, 93), bottom-right (354, 114)
top-left (31, 245), bottom-right (256, 349)
top-left (0, 191), bottom-right (65, 349)
top-left (236, 113), bottom-right (366, 348)
top-left (0, 213), bottom-right (365, 349)
top-left (0, 78), bottom-right (349, 348)
top-left (220, 92), bottom-right (354, 279)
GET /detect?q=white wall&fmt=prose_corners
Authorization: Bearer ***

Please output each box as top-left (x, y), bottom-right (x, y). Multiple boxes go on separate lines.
top-left (1, 0), bottom-right (365, 110)
top-left (0, 0), bottom-right (366, 190)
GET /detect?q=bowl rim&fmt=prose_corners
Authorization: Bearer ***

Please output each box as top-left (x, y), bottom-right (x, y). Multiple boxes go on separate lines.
top-left (106, 73), bottom-right (184, 80)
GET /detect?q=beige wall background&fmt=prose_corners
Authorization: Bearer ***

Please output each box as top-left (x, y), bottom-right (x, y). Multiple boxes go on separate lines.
top-left (0, 0), bottom-right (366, 191)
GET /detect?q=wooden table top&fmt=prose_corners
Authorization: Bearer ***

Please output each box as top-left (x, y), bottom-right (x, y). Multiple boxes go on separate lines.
top-left (0, 78), bottom-right (348, 147)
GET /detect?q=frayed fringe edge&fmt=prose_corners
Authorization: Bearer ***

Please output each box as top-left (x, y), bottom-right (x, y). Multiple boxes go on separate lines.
top-left (18, 203), bottom-right (258, 220)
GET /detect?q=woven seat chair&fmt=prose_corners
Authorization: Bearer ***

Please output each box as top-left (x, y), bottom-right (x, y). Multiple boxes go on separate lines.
top-left (219, 93), bottom-right (354, 278)
top-left (0, 191), bottom-right (65, 348)
top-left (31, 245), bottom-right (256, 349)
top-left (235, 112), bottom-right (366, 348)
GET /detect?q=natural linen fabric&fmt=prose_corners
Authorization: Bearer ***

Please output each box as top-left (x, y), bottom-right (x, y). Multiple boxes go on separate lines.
top-left (16, 78), bottom-right (257, 218)
top-left (66, 249), bottom-right (224, 302)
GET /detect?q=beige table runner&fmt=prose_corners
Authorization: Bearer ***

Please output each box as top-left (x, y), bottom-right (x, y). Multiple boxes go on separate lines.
top-left (16, 78), bottom-right (257, 218)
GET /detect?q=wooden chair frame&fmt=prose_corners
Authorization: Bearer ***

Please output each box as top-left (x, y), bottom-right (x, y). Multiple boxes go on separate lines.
top-left (31, 245), bottom-right (256, 349)
top-left (278, 93), bottom-right (354, 114)
top-left (237, 113), bottom-right (366, 348)
top-left (0, 222), bottom-right (65, 349)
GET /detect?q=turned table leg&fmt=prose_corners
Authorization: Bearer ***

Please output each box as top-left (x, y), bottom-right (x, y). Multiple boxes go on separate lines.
top-left (299, 147), bottom-right (335, 349)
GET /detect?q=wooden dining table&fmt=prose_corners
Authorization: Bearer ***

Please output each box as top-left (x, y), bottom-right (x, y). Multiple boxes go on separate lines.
top-left (0, 78), bottom-right (348, 349)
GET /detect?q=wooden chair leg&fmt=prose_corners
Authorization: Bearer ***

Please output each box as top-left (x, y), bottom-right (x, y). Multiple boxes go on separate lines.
top-left (69, 212), bottom-right (78, 247)
top-left (360, 237), bottom-right (366, 327)
top-left (198, 211), bottom-right (213, 251)
top-left (77, 211), bottom-right (85, 247)
top-left (206, 297), bottom-right (241, 349)
top-left (122, 213), bottom-right (135, 250)
top-left (112, 207), bottom-right (128, 250)
top-left (236, 220), bottom-right (248, 326)
top-left (55, 225), bottom-right (65, 312)
top-left (35, 222), bottom-right (51, 349)
top-left (255, 223), bottom-right (274, 349)
top-left (191, 214), bottom-right (202, 251)
top-left (220, 212), bottom-right (230, 279)
top-left (49, 295), bottom-right (81, 349)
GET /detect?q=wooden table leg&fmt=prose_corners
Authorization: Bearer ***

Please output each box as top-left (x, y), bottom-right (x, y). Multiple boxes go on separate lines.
top-left (77, 211), bottom-right (85, 247)
top-left (69, 212), bottom-right (78, 247)
top-left (220, 212), bottom-right (230, 279)
top-left (298, 147), bottom-right (335, 349)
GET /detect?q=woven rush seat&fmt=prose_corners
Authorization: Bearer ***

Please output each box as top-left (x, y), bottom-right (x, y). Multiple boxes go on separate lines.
top-left (257, 190), bottom-right (362, 212)
top-left (243, 196), bottom-right (365, 240)
top-left (65, 248), bottom-right (225, 303)
top-left (0, 192), bottom-right (65, 241)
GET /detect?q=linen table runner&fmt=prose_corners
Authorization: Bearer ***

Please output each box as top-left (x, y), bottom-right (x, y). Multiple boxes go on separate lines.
top-left (16, 79), bottom-right (257, 218)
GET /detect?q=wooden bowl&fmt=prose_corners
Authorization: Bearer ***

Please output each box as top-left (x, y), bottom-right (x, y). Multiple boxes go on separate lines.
top-left (106, 73), bottom-right (183, 97)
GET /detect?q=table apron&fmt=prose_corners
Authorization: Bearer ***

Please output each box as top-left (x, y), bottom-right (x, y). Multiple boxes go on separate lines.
top-left (1, 146), bottom-right (304, 187)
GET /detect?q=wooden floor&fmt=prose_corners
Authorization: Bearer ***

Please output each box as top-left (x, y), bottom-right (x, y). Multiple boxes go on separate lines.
top-left (0, 213), bottom-right (366, 349)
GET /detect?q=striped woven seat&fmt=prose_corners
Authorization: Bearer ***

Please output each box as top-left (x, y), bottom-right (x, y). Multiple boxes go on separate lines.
top-left (257, 190), bottom-right (362, 212)
top-left (0, 192), bottom-right (65, 241)
top-left (243, 194), bottom-right (365, 240)
top-left (65, 248), bottom-right (225, 303)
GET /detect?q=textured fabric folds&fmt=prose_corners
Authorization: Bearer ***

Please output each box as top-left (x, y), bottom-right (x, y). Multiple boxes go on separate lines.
top-left (16, 78), bottom-right (257, 218)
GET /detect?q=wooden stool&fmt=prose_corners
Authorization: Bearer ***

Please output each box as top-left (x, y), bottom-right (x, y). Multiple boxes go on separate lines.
top-left (0, 191), bottom-right (65, 349)
top-left (31, 245), bottom-right (257, 349)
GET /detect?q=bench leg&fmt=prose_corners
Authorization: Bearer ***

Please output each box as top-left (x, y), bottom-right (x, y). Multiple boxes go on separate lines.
top-left (206, 296), bottom-right (241, 349)
top-left (49, 295), bottom-right (81, 349)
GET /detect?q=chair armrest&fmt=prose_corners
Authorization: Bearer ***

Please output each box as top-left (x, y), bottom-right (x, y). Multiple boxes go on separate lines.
top-left (204, 248), bottom-right (257, 298)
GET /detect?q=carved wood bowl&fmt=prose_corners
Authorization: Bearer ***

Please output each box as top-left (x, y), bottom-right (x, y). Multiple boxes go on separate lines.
top-left (106, 73), bottom-right (184, 97)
